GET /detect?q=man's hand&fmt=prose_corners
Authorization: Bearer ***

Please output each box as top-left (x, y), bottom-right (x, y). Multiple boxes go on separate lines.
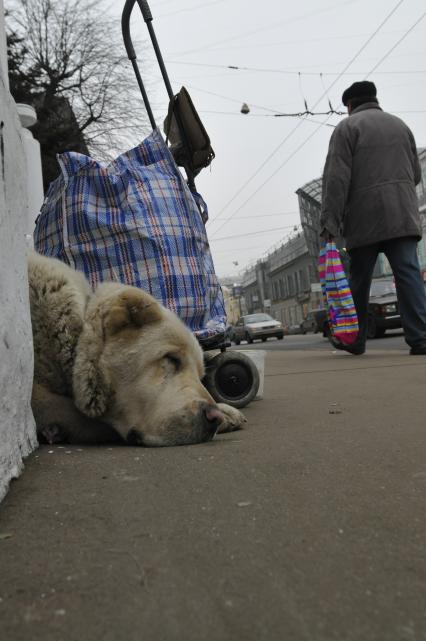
top-left (320, 227), bottom-right (334, 241)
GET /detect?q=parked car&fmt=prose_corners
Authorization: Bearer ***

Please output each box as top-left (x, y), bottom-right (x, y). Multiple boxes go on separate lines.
top-left (316, 277), bottom-right (401, 339)
top-left (288, 323), bottom-right (304, 335)
top-left (367, 278), bottom-right (400, 338)
top-left (300, 311), bottom-right (319, 334)
top-left (229, 313), bottom-right (284, 344)
top-left (313, 308), bottom-right (329, 337)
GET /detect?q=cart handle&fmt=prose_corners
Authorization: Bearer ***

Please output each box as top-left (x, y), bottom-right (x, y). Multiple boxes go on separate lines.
top-left (122, 0), bottom-right (157, 128)
top-left (122, 0), bottom-right (175, 127)
top-left (137, 0), bottom-right (153, 22)
top-left (122, 0), bottom-right (152, 61)
top-left (121, 0), bottom-right (198, 192)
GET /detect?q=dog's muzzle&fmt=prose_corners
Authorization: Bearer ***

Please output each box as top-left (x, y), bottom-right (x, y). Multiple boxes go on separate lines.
top-left (125, 402), bottom-right (224, 447)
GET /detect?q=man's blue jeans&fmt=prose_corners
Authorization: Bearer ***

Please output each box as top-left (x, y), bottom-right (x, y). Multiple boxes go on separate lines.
top-left (348, 237), bottom-right (426, 348)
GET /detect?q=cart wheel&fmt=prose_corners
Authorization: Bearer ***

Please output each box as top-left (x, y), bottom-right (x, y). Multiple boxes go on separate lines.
top-left (204, 351), bottom-right (260, 409)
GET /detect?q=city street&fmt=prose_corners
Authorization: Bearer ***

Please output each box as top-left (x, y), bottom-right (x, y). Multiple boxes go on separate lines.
top-left (230, 328), bottom-right (407, 353)
top-left (1, 336), bottom-right (425, 641)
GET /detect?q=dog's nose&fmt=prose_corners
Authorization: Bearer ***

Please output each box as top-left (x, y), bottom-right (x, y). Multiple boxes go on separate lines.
top-left (200, 403), bottom-right (224, 439)
top-left (126, 428), bottom-right (144, 446)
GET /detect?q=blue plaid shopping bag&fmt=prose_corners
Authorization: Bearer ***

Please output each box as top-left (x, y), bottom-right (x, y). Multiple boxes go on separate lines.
top-left (34, 128), bottom-right (226, 340)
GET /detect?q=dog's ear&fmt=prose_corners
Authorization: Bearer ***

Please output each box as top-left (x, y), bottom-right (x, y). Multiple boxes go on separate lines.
top-left (103, 289), bottom-right (163, 337)
top-left (72, 287), bottom-right (163, 418)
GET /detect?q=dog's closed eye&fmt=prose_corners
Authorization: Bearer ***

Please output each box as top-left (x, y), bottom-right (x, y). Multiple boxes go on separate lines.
top-left (164, 353), bottom-right (182, 372)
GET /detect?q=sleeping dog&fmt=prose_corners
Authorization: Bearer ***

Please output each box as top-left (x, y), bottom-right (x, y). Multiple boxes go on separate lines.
top-left (29, 252), bottom-right (246, 446)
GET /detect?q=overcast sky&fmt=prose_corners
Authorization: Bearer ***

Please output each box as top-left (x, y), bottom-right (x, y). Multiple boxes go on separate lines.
top-left (115, 0), bottom-right (426, 278)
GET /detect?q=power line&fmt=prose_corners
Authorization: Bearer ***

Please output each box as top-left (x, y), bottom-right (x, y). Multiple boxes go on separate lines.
top-left (224, 211), bottom-right (300, 219)
top-left (214, 241), bottom-right (269, 255)
top-left (207, 0), bottom-right (405, 237)
top-left (212, 121), bottom-right (331, 240)
top-left (208, 0), bottom-right (404, 233)
top-left (182, 83), bottom-right (285, 114)
top-left (168, 1), bottom-right (359, 58)
top-left (199, 108), bottom-right (426, 118)
top-left (198, 111), bottom-right (338, 127)
top-left (212, 228), bottom-right (304, 254)
top-left (366, 12), bottom-right (426, 77)
top-left (167, 79), bottom-right (344, 121)
top-left (211, 225), bottom-right (300, 242)
top-left (196, 27), bottom-right (426, 53)
top-left (171, 74), bottom-right (425, 123)
top-left (273, 109), bottom-right (345, 117)
top-left (157, 0), bottom-right (224, 19)
top-left (212, 244), bottom-right (271, 254)
top-left (166, 59), bottom-right (426, 76)
top-left (193, 110), bottom-right (339, 128)
top-left (221, 6), bottom-right (426, 272)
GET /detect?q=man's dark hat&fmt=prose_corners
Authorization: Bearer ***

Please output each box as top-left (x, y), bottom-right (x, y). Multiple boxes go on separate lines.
top-left (342, 81), bottom-right (377, 106)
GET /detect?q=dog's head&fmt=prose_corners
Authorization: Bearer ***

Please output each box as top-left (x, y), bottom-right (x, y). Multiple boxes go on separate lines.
top-left (72, 283), bottom-right (224, 446)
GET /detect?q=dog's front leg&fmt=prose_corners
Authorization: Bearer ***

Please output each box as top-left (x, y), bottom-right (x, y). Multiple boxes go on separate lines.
top-left (216, 404), bottom-right (247, 433)
top-left (32, 382), bottom-right (122, 444)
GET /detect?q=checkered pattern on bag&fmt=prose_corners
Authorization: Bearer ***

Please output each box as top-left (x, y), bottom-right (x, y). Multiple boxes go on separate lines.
top-left (318, 242), bottom-right (359, 345)
top-left (34, 128), bottom-right (226, 339)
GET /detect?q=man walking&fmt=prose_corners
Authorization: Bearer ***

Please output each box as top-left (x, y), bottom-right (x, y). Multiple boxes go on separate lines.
top-left (320, 80), bottom-right (426, 355)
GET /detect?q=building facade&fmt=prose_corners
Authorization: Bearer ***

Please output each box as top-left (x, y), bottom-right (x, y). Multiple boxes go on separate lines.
top-left (241, 263), bottom-right (265, 315)
top-left (240, 229), bottom-right (322, 327)
top-left (267, 232), bottom-right (322, 327)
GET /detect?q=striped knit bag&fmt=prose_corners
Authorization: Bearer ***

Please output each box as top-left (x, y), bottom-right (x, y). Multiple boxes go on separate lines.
top-left (318, 241), bottom-right (359, 345)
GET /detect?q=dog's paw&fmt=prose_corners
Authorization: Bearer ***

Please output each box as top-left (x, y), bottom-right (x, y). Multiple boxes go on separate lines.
top-left (38, 423), bottom-right (68, 445)
top-left (216, 403), bottom-right (247, 433)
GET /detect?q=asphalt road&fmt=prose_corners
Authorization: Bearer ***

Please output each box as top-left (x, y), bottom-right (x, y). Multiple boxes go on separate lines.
top-left (1, 339), bottom-right (425, 641)
top-left (229, 329), bottom-right (408, 353)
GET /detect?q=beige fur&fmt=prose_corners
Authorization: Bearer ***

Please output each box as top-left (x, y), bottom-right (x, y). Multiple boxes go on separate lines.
top-left (28, 252), bottom-right (246, 446)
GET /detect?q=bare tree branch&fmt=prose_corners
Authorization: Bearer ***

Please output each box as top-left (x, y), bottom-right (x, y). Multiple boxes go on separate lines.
top-left (6, 0), bottom-right (152, 161)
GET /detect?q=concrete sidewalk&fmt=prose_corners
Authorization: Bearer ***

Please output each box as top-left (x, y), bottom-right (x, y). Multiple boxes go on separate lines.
top-left (1, 348), bottom-right (426, 641)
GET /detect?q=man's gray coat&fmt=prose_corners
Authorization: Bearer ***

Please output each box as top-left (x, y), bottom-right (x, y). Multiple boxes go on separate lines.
top-left (320, 102), bottom-right (422, 250)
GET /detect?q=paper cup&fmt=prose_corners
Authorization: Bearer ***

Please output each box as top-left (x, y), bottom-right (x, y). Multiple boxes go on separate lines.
top-left (237, 350), bottom-right (266, 400)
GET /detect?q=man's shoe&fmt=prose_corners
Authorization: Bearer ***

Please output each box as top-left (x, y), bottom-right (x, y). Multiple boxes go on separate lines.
top-left (330, 339), bottom-right (365, 355)
top-left (409, 343), bottom-right (426, 355)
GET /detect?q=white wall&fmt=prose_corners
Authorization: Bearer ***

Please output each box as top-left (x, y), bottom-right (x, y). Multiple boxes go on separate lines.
top-left (16, 105), bottom-right (45, 239)
top-left (0, 1), bottom-right (37, 502)
top-left (0, 0), bottom-right (8, 90)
